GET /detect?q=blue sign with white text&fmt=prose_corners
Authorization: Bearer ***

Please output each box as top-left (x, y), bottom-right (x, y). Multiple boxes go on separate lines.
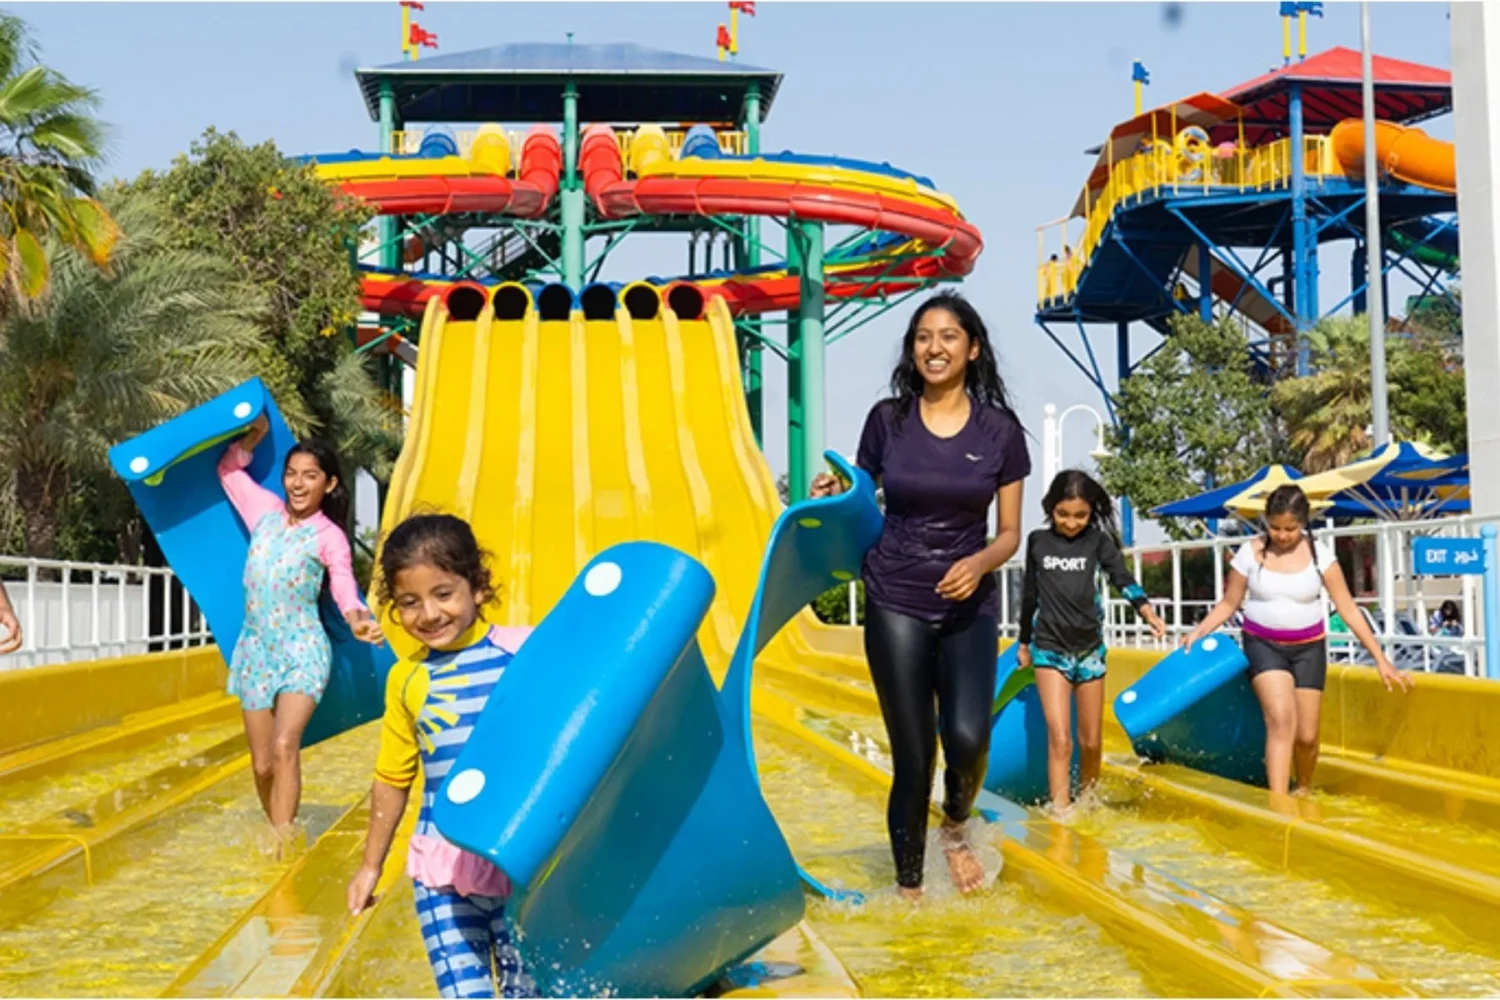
top-left (1413, 537), bottom-right (1486, 576)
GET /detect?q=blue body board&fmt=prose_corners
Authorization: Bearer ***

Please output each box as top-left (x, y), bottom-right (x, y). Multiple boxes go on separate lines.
top-left (431, 454), bottom-right (882, 996)
top-left (1113, 634), bottom-right (1266, 785)
top-left (107, 378), bottom-right (394, 747)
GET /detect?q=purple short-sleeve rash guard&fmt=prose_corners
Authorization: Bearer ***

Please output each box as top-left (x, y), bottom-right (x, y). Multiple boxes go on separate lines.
top-left (856, 397), bottom-right (1030, 623)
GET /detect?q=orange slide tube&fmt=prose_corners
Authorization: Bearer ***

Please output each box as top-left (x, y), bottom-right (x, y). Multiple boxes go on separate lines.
top-left (1329, 118), bottom-right (1455, 195)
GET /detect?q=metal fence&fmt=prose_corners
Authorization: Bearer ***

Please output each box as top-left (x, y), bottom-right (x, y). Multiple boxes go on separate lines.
top-left (0, 555), bottom-right (211, 670)
top-left (9, 513), bottom-right (1496, 677)
top-left (990, 514), bottom-right (1497, 677)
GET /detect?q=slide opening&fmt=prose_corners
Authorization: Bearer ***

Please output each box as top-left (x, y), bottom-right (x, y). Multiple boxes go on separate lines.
top-left (580, 283), bottom-right (619, 321)
top-left (666, 283), bottom-right (706, 321)
top-left (537, 284), bottom-right (575, 321)
top-left (622, 284), bottom-right (661, 321)
top-left (492, 283), bottom-right (533, 321)
top-left (443, 284), bottom-right (488, 322)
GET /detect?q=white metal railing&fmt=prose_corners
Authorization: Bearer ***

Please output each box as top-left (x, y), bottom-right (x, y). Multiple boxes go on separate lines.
top-left (992, 514), bottom-right (1498, 678)
top-left (0, 555), bottom-right (211, 671)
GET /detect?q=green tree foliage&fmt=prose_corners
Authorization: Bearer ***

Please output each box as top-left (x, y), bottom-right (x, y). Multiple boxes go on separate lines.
top-left (0, 188), bottom-right (264, 558)
top-left (812, 579), bottom-right (864, 625)
top-left (1272, 314), bottom-right (1467, 471)
top-left (0, 12), bottom-right (118, 313)
top-left (129, 128), bottom-right (400, 478)
top-left (1097, 314), bottom-right (1283, 539)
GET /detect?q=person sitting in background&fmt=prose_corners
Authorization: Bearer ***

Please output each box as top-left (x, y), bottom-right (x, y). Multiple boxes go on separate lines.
top-left (1429, 600), bottom-right (1462, 637)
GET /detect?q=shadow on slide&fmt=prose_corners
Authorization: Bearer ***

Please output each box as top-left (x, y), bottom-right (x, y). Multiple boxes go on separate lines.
top-left (432, 453), bottom-right (882, 997)
top-left (107, 378), bottom-right (396, 747)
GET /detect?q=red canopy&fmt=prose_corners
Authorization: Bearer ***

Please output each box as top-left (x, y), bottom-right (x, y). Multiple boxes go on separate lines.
top-left (1216, 46), bottom-right (1451, 144)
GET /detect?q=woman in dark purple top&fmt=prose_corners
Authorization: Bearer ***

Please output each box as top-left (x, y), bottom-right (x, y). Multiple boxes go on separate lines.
top-left (811, 292), bottom-right (1029, 899)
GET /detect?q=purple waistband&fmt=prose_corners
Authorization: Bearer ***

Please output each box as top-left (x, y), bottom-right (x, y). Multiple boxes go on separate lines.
top-left (1242, 619), bottom-right (1326, 644)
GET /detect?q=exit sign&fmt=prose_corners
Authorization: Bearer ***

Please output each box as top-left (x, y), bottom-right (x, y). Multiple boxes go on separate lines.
top-left (1413, 537), bottom-right (1486, 576)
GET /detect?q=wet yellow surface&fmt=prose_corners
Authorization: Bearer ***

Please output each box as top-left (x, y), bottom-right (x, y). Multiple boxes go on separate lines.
top-left (764, 666), bottom-right (1500, 998)
top-left (0, 724), bottom-right (377, 998)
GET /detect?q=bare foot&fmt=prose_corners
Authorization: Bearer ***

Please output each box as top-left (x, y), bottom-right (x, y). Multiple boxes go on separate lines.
top-left (272, 821), bottom-right (305, 861)
top-left (896, 885), bottom-right (924, 902)
top-left (940, 825), bottom-right (986, 895)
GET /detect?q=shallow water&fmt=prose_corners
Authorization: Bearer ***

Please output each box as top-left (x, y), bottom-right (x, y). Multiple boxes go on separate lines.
top-left (754, 726), bottom-right (1164, 998)
top-left (0, 719), bottom-right (244, 831)
top-left (0, 724), bottom-right (379, 997)
top-left (775, 690), bottom-right (1500, 997)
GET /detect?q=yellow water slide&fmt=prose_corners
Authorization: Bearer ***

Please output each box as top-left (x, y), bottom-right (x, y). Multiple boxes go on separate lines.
top-left (377, 284), bottom-right (854, 676)
top-left (10, 279), bottom-right (1500, 996)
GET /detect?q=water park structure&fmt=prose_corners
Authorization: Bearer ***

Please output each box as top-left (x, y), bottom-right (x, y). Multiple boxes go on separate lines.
top-left (327, 35), bottom-right (979, 501)
top-left (8, 5), bottom-right (1500, 999)
top-left (1035, 37), bottom-right (1459, 540)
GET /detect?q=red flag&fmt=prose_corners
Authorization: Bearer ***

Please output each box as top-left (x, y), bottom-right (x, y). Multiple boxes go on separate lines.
top-left (410, 23), bottom-right (438, 48)
top-left (716, 24), bottom-right (731, 48)
top-left (730, 1), bottom-right (755, 15)
top-left (400, 1), bottom-right (424, 9)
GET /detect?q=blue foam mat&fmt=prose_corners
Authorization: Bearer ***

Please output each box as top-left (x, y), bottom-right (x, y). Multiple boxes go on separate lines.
top-left (430, 452), bottom-right (881, 995)
top-left (107, 378), bottom-right (395, 747)
top-left (984, 645), bottom-right (1080, 805)
top-left (1113, 633), bottom-right (1266, 786)
top-left (722, 452), bottom-right (884, 902)
top-left (432, 542), bottom-right (800, 997)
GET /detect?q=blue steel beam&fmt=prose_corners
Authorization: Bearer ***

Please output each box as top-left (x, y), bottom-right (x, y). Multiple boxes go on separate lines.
top-left (1036, 319), bottom-right (1111, 396)
top-left (1327, 223), bottom-right (1450, 319)
top-left (1075, 317), bottom-right (1119, 423)
top-left (1166, 206), bottom-right (1298, 330)
top-left (1110, 234), bottom-right (1187, 316)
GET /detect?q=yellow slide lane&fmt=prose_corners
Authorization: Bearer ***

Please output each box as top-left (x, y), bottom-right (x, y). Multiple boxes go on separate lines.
top-left (377, 296), bottom-right (791, 672)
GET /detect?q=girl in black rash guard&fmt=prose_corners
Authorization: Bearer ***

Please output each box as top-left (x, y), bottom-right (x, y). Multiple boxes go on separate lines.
top-left (1018, 471), bottom-right (1165, 813)
top-left (811, 292), bottom-right (1029, 899)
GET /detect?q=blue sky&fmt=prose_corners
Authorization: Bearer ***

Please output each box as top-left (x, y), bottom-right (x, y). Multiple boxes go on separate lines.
top-left (10, 2), bottom-right (1455, 535)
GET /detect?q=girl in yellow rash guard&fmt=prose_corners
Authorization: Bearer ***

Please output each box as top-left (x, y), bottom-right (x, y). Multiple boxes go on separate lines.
top-left (345, 514), bottom-right (536, 999)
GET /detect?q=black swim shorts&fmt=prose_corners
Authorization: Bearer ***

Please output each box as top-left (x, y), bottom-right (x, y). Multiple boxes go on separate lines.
top-left (1243, 633), bottom-right (1329, 691)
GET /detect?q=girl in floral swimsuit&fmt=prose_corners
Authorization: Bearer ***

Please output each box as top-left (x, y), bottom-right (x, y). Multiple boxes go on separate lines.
top-left (218, 414), bottom-right (383, 850)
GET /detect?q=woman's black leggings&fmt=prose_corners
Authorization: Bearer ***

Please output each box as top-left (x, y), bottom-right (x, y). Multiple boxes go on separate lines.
top-left (863, 603), bottom-right (998, 889)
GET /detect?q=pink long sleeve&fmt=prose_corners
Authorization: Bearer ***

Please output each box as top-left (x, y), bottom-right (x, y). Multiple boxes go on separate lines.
top-left (314, 519), bottom-right (368, 616)
top-left (217, 443), bottom-right (285, 529)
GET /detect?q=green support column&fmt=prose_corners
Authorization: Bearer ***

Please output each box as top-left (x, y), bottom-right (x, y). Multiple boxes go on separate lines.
top-left (376, 79), bottom-right (399, 518)
top-left (787, 219), bottom-right (826, 500)
top-left (378, 80), bottom-right (400, 272)
top-left (786, 222), bottom-right (804, 501)
top-left (740, 85), bottom-right (764, 445)
top-left (560, 81), bottom-right (584, 289)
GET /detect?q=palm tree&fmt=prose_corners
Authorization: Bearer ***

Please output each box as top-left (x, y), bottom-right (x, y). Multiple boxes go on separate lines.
top-left (0, 187), bottom-right (267, 558)
top-left (1271, 317), bottom-right (1375, 472)
top-left (0, 12), bottom-right (118, 313)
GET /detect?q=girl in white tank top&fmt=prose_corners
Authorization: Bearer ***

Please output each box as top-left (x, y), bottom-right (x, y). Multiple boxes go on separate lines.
top-left (1184, 485), bottom-right (1410, 795)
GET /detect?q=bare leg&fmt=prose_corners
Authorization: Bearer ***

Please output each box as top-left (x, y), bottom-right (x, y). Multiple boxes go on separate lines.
top-left (1292, 688), bottom-right (1324, 793)
top-left (243, 709), bottom-right (276, 822)
top-left (268, 693), bottom-right (319, 845)
top-left (1073, 677), bottom-right (1106, 794)
top-left (1251, 671), bottom-right (1298, 795)
top-left (1034, 667), bottom-right (1076, 812)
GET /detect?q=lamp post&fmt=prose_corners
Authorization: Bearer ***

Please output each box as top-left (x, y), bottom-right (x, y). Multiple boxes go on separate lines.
top-left (1042, 403), bottom-right (1112, 487)
top-left (1362, 0), bottom-right (1389, 448)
